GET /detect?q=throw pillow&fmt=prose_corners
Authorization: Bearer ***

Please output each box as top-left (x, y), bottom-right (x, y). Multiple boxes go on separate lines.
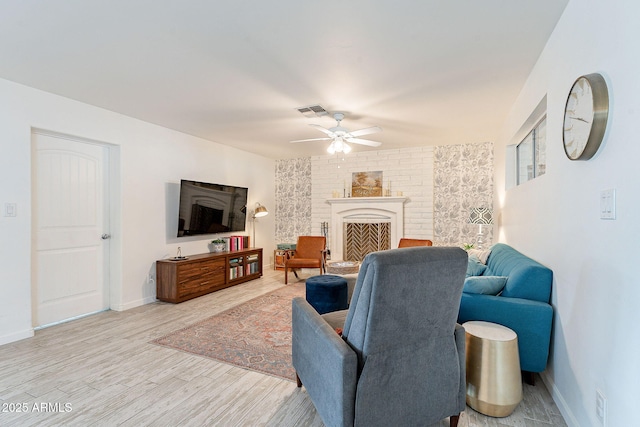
top-left (463, 276), bottom-right (508, 295)
top-left (468, 248), bottom-right (491, 264)
top-left (466, 255), bottom-right (487, 277)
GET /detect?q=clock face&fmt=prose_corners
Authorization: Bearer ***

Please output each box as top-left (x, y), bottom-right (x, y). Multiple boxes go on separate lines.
top-left (563, 77), bottom-right (595, 160)
top-left (562, 73), bottom-right (609, 161)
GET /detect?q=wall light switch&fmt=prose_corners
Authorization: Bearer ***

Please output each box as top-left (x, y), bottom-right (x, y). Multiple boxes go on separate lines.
top-left (600, 189), bottom-right (616, 220)
top-left (4, 203), bottom-right (16, 217)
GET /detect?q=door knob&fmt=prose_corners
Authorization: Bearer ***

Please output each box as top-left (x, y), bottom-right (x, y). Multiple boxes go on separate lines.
top-left (101, 233), bottom-right (111, 240)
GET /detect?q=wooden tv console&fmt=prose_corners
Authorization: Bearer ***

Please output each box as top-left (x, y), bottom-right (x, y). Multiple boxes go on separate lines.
top-left (156, 248), bottom-right (263, 303)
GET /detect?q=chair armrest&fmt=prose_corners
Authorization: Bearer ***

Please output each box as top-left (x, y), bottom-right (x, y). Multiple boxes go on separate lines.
top-left (458, 293), bottom-right (553, 372)
top-left (321, 249), bottom-right (327, 272)
top-left (292, 297), bottom-right (357, 427)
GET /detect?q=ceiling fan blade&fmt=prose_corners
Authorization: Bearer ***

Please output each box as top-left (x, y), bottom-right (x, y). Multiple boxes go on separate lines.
top-left (309, 124), bottom-right (336, 137)
top-left (348, 126), bottom-right (382, 137)
top-left (346, 137), bottom-right (382, 147)
top-left (290, 137), bottom-right (332, 143)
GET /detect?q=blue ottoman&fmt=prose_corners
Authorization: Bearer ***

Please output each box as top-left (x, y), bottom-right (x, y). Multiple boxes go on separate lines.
top-left (305, 275), bottom-right (348, 315)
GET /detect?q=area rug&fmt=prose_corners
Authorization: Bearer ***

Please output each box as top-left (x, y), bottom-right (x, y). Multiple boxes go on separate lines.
top-left (151, 284), bottom-right (305, 382)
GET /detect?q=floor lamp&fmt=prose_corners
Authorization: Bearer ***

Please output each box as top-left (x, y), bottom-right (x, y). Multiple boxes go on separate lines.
top-left (468, 207), bottom-right (493, 250)
top-left (252, 202), bottom-right (268, 247)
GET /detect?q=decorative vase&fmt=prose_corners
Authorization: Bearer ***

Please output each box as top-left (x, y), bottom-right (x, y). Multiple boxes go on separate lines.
top-left (211, 243), bottom-right (226, 253)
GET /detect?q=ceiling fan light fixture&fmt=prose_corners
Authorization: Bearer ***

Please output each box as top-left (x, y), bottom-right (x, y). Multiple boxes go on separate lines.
top-left (326, 138), bottom-right (352, 154)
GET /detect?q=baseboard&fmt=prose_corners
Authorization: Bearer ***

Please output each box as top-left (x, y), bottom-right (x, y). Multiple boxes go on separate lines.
top-left (540, 371), bottom-right (579, 427)
top-left (0, 328), bottom-right (34, 346)
top-left (113, 295), bottom-right (157, 312)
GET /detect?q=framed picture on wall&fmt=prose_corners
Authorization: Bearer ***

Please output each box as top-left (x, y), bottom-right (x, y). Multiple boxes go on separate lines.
top-left (352, 171), bottom-right (383, 197)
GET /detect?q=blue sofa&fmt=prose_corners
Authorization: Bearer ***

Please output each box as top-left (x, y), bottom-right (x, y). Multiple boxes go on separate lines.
top-left (458, 243), bottom-right (553, 376)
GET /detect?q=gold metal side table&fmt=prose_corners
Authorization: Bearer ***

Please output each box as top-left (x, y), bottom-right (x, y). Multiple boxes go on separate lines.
top-left (463, 321), bottom-right (522, 417)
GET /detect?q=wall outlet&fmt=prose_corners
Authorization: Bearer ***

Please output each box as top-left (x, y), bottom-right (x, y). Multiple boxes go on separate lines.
top-left (147, 274), bottom-right (155, 285)
top-left (596, 389), bottom-right (607, 426)
top-left (4, 203), bottom-right (17, 217)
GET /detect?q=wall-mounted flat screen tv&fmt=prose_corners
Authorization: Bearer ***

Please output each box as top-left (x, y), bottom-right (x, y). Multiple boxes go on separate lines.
top-left (177, 179), bottom-right (248, 237)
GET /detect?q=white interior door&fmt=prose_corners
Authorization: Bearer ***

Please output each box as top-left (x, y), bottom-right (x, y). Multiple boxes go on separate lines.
top-left (33, 131), bottom-right (110, 327)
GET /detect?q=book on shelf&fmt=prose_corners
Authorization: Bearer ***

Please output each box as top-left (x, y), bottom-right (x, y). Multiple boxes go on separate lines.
top-left (229, 263), bottom-right (244, 280)
top-left (226, 235), bottom-right (250, 251)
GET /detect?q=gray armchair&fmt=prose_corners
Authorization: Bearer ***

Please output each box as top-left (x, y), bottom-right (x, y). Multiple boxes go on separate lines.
top-left (292, 247), bottom-right (468, 427)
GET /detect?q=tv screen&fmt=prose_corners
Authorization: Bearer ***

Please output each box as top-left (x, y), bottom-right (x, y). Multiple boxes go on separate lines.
top-left (177, 180), bottom-right (248, 237)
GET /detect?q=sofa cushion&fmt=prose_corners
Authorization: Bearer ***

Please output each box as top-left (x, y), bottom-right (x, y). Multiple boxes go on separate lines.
top-left (485, 243), bottom-right (552, 302)
top-left (463, 276), bottom-right (508, 295)
top-left (468, 248), bottom-right (491, 264)
top-left (466, 255), bottom-right (487, 277)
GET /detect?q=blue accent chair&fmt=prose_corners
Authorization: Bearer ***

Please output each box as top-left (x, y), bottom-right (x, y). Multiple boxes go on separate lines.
top-left (292, 247), bottom-right (468, 427)
top-left (458, 243), bottom-right (553, 378)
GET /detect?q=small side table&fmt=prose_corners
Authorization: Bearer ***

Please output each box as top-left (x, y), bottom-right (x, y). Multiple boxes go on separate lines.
top-left (463, 321), bottom-right (522, 417)
top-left (273, 249), bottom-right (295, 271)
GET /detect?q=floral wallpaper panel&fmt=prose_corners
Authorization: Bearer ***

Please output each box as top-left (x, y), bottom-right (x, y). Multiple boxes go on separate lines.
top-left (275, 158), bottom-right (312, 244)
top-left (433, 142), bottom-right (494, 247)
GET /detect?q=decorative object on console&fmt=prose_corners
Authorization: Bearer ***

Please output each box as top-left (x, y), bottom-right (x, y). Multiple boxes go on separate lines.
top-left (251, 202), bottom-right (268, 247)
top-left (352, 171), bottom-right (383, 197)
top-left (210, 239), bottom-right (226, 253)
top-left (468, 207), bottom-right (493, 249)
top-left (562, 73), bottom-right (609, 161)
top-left (172, 246), bottom-right (188, 261)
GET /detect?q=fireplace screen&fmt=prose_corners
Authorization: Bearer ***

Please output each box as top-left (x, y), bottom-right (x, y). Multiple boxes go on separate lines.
top-left (344, 222), bottom-right (391, 261)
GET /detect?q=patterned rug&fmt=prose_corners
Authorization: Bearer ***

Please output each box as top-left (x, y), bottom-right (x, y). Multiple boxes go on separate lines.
top-left (151, 284), bottom-right (305, 382)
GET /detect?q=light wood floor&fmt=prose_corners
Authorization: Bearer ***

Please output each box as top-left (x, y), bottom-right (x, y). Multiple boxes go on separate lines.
top-left (0, 269), bottom-right (566, 426)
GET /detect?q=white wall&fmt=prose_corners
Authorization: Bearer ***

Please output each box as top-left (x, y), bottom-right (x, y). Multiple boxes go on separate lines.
top-left (494, 1), bottom-right (640, 425)
top-left (0, 78), bottom-right (275, 345)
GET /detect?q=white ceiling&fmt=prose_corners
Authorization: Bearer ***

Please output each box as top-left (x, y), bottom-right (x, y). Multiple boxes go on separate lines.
top-left (0, 1), bottom-right (568, 159)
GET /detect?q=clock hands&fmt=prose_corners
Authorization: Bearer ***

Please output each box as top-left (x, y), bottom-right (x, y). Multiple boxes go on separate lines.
top-left (570, 116), bottom-right (590, 123)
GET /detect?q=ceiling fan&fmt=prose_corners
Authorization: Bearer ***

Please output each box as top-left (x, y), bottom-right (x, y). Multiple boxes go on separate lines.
top-left (290, 112), bottom-right (382, 154)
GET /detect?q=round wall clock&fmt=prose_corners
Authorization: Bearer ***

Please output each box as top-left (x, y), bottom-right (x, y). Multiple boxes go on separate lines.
top-left (562, 73), bottom-right (609, 160)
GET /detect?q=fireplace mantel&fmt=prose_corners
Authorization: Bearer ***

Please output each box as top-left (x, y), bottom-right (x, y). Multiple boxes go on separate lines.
top-left (327, 197), bottom-right (407, 261)
top-left (326, 196), bottom-right (407, 204)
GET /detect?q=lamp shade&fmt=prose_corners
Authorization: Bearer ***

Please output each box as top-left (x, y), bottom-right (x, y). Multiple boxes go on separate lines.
top-left (468, 207), bottom-right (493, 225)
top-left (254, 203), bottom-right (268, 218)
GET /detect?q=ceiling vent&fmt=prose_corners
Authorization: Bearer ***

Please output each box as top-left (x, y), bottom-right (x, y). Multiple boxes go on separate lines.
top-left (296, 104), bottom-right (329, 118)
